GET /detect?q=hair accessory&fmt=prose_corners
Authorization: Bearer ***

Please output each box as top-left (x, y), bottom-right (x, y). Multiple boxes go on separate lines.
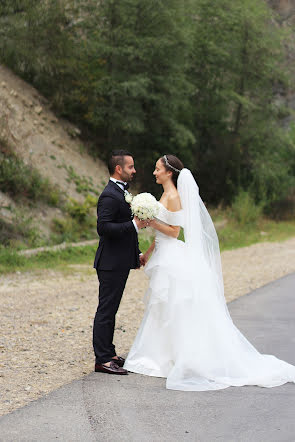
top-left (163, 155), bottom-right (181, 173)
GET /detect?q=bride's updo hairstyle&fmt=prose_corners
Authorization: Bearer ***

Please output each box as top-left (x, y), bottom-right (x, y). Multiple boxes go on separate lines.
top-left (160, 154), bottom-right (184, 187)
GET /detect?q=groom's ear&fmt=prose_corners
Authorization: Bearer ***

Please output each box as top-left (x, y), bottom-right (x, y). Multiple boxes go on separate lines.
top-left (115, 164), bottom-right (122, 174)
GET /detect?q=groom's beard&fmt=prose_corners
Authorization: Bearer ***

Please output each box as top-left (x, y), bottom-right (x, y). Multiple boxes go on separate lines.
top-left (121, 172), bottom-right (135, 183)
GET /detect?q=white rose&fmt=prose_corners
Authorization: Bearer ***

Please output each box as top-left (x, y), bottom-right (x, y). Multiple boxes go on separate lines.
top-left (124, 191), bottom-right (133, 204)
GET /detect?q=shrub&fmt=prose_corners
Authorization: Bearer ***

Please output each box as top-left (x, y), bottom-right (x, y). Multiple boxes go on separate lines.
top-left (52, 217), bottom-right (77, 242)
top-left (230, 191), bottom-right (263, 226)
top-left (0, 211), bottom-right (41, 248)
top-left (0, 152), bottom-right (63, 206)
top-left (66, 195), bottom-right (97, 223)
top-left (52, 195), bottom-right (97, 242)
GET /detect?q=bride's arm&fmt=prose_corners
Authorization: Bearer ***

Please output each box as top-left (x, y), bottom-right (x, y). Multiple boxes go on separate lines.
top-left (148, 195), bottom-right (181, 238)
top-left (148, 220), bottom-right (180, 238)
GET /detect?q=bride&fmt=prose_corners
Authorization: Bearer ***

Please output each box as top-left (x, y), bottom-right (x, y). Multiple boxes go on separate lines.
top-left (124, 154), bottom-right (295, 391)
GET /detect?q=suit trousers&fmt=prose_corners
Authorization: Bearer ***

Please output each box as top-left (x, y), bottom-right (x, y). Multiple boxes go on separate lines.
top-left (93, 269), bottom-right (129, 364)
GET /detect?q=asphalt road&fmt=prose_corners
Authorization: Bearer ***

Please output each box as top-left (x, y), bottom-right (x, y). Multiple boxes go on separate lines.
top-left (1, 273), bottom-right (295, 442)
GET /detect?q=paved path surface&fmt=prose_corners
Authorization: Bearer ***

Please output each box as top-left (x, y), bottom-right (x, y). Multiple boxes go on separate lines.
top-left (1, 273), bottom-right (295, 442)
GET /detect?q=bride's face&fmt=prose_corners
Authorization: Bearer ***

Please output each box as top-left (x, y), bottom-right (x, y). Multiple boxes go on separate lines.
top-left (153, 159), bottom-right (172, 185)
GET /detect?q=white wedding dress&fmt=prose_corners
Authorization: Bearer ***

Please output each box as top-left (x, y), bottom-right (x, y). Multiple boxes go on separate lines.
top-left (124, 169), bottom-right (295, 391)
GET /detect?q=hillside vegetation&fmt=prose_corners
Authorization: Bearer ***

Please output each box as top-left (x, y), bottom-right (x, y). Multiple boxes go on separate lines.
top-left (0, 0), bottom-right (295, 252)
top-left (1, 0), bottom-right (295, 208)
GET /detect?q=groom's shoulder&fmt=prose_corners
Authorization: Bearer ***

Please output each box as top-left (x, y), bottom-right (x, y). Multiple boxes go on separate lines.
top-left (99, 181), bottom-right (119, 200)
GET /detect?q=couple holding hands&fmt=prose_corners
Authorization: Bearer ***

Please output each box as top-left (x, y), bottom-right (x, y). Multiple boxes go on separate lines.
top-left (92, 150), bottom-right (295, 391)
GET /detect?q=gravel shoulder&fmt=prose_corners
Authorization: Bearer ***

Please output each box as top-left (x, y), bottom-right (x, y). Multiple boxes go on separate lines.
top-left (1, 237), bottom-right (295, 416)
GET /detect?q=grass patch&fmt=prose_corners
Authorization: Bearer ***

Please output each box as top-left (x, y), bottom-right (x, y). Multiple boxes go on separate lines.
top-left (218, 218), bottom-right (295, 251)
top-left (178, 215), bottom-right (295, 251)
top-left (0, 245), bottom-right (97, 274)
top-left (0, 238), bottom-right (152, 274)
top-left (0, 216), bottom-right (294, 274)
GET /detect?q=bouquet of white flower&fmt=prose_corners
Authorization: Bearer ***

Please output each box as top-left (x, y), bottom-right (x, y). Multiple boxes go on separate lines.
top-left (129, 192), bottom-right (159, 220)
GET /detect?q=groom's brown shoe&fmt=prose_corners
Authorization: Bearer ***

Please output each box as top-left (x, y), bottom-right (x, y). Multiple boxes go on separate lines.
top-left (95, 360), bottom-right (128, 375)
top-left (111, 356), bottom-right (125, 367)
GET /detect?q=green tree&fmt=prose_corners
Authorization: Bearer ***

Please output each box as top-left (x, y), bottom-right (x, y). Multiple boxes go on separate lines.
top-left (0, 0), bottom-right (74, 107)
top-left (1, 0), bottom-right (294, 211)
top-left (188, 0), bottom-right (294, 208)
top-left (79, 0), bottom-right (195, 188)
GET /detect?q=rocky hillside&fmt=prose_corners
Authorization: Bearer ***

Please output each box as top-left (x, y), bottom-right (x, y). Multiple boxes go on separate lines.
top-left (0, 64), bottom-right (109, 246)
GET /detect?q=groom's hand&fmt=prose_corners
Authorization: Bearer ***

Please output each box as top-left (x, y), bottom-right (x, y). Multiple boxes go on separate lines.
top-left (134, 216), bottom-right (148, 229)
top-left (139, 254), bottom-right (147, 267)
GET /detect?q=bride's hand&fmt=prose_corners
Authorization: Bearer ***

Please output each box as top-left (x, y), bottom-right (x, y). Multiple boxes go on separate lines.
top-left (146, 219), bottom-right (156, 228)
top-left (134, 216), bottom-right (149, 229)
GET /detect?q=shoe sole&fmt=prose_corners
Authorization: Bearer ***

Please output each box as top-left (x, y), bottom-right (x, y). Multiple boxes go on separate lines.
top-left (95, 368), bottom-right (128, 375)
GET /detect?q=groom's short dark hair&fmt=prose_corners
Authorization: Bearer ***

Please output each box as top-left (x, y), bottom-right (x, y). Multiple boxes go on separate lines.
top-left (108, 149), bottom-right (133, 175)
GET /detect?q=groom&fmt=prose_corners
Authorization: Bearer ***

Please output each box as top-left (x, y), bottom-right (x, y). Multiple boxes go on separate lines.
top-left (93, 150), bottom-right (146, 375)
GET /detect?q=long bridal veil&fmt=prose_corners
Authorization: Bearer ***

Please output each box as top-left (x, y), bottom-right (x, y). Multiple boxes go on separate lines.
top-left (177, 168), bottom-right (229, 315)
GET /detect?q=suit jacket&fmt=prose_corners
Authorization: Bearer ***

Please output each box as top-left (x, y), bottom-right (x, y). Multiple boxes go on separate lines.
top-left (93, 180), bottom-right (140, 270)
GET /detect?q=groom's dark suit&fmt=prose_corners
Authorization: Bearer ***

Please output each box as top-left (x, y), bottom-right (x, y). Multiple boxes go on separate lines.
top-left (93, 180), bottom-right (140, 364)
